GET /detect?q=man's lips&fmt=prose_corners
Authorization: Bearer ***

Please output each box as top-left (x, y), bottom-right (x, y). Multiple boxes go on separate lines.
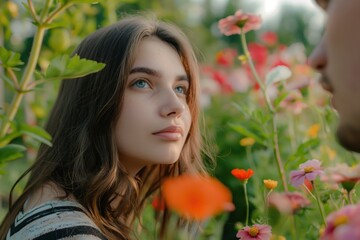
top-left (153, 126), bottom-right (183, 141)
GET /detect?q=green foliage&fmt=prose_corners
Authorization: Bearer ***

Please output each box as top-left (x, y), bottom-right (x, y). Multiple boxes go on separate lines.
top-left (0, 144), bottom-right (27, 165)
top-left (43, 54), bottom-right (105, 81)
top-left (18, 124), bottom-right (52, 147)
top-left (0, 47), bottom-right (24, 68)
top-left (286, 138), bottom-right (320, 167)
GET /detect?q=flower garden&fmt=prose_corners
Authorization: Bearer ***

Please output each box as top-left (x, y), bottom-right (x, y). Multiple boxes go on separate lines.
top-left (1, 1), bottom-right (360, 240)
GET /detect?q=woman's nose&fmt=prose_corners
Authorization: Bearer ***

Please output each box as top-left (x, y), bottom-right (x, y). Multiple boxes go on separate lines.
top-left (308, 37), bottom-right (327, 72)
top-left (160, 90), bottom-right (185, 118)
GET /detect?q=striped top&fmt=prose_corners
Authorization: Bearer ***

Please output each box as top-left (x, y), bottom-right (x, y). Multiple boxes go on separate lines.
top-left (6, 200), bottom-right (107, 240)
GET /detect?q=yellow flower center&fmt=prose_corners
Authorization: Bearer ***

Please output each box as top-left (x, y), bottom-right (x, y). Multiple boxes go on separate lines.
top-left (334, 215), bottom-right (348, 227)
top-left (304, 166), bottom-right (314, 173)
top-left (249, 226), bottom-right (259, 237)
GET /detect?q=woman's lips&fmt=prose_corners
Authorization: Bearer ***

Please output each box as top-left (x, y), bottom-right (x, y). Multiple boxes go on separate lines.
top-left (153, 126), bottom-right (183, 141)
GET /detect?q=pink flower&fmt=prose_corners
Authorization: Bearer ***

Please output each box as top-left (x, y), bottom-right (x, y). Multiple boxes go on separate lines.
top-left (321, 163), bottom-right (360, 192)
top-left (218, 10), bottom-right (262, 36)
top-left (279, 90), bottom-right (307, 115)
top-left (321, 204), bottom-right (360, 240)
top-left (268, 192), bottom-right (311, 215)
top-left (290, 159), bottom-right (324, 187)
top-left (236, 224), bottom-right (272, 240)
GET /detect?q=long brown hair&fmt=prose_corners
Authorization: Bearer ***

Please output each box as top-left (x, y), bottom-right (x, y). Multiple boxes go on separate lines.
top-left (0, 15), bottom-right (210, 239)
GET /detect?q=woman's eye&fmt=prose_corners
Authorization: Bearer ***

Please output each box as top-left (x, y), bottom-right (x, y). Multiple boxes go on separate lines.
top-left (175, 86), bottom-right (188, 95)
top-left (132, 79), bottom-right (150, 89)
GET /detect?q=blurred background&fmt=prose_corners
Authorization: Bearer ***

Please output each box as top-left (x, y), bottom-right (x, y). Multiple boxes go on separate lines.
top-left (1, 0), bottom-right (338, 239)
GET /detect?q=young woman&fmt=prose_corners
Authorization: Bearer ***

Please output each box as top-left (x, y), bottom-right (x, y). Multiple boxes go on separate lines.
top-left (0, 15), bottom-right (210, 239)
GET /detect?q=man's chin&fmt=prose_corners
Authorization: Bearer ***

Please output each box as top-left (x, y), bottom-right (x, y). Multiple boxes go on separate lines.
top-left (337, 124), bottom-right (360, 153)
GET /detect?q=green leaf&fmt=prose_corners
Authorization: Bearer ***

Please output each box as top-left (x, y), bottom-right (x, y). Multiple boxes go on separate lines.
top-left (0, 47), bottom-right (24, 68)
top-left (274, 91), bottom-right (290, 109)
top-left (229, 123), bottom-right (266, 146)
top-left (72, 0), bottom-right (101, 3)
top-left (0, 144), bottom-right (27, 163)
top-left (0, 72), bottom-right (17, 90)
top-left (287, 138), bottom-right (320, 166)
top-left (265, 66), bottom-right (292, 87)
top-left (64, 0), bottom-right (102, 4)
top-left (0, 131), bottom-right (22, 147)
top-left (45, 54), bottom-right (105, 80)
top-left (19, 124), bottom-right (52, 147)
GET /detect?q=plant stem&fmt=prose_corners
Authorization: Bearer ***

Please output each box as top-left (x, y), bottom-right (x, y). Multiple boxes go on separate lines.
top-left (290, 215), bottom-right (296, 239)
top-left (0, 26), bottom-right (4, 115)
top-left (312, 181), bottom-right (327, 226)
top-left (6, 68), bottom-right (19, 89)
top-left (271, 116), bottom-right (288, 191)
top-left (0, 0), bottom-right (72, 137)
top-left (39, 0), bottom-right (53, 22)
top-left (347, 190), bottom-right (353, 205)
top-left (240, 32), bottom-right (274, 113)
top-left (27, 0), bottom-right (39, 23)
top-left (302, 183), bottom-right (316, 200)
top-left (44, 2), bottom-right (72, 25)
top-left (243, 182), bottom-right (249, 226)
top-left (246, 146), bottom-right (255, 169)
top-left (264, 189), bottom-right (272, 223)
top-left (240, 32), bottom-right (287, 191)
top-left (0, 25), bottom-right (45, 138)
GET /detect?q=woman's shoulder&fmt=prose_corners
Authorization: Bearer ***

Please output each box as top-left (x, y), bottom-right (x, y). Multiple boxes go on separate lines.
top-left (6, 200), bottom-right (107, 240)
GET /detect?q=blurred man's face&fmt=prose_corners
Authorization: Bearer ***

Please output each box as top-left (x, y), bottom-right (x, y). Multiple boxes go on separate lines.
top-left (309, 0), bottom-right (360, 152)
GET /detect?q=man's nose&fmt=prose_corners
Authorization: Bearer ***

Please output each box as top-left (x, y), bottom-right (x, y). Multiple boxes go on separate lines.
top-left (308, 37), bottom-right (327, 71)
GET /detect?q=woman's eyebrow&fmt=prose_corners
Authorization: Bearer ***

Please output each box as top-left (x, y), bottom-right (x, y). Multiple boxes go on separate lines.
top-left (130, 67), bottom-right (161, 77)
top-left (177, 75), bottom-right (189, 82)
top-left (130, 66), bottom-right (188, 81)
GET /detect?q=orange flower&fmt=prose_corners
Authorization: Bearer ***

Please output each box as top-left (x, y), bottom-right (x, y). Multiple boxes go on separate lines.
top-left (240, 137), bottom-right (255, 147)
top-left (307, 124), bottom-right (321, 138)
top-left (231, 168), bottom-right (254, 182)
top-left (162, 175), bottom-right (234, 220)
top-left (263, 179), bottom-right (278, 190)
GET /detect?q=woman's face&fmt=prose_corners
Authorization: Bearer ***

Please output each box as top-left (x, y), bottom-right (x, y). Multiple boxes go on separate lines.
top-left (115, 36), bottom-right (192, 175)
top-left (309, 0), bottom-right (360, 152)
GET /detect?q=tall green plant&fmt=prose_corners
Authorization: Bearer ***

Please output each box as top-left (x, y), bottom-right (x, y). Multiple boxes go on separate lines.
top-left (0, 0), bottom-right (105, 173)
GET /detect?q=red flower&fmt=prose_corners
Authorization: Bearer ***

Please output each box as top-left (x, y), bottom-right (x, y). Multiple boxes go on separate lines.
top-left (271, 58), bottom-right (291, 69)
top-left (248, 43), bottom-right (268, 67)
top-left (212, 71), bottom-right (233, 93)
top-left (151, 194), bottom-right (166, 211)
top-left (216, 48), bottom-right (238, 67)
top-left (303, 179), bottom-right (313, 192)
top-left (261, 31), bottom-right (278, 46)
top-left (218, 10), bottom-right (262, 36)
top-left (231, 168), bottom-right (254, 182)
